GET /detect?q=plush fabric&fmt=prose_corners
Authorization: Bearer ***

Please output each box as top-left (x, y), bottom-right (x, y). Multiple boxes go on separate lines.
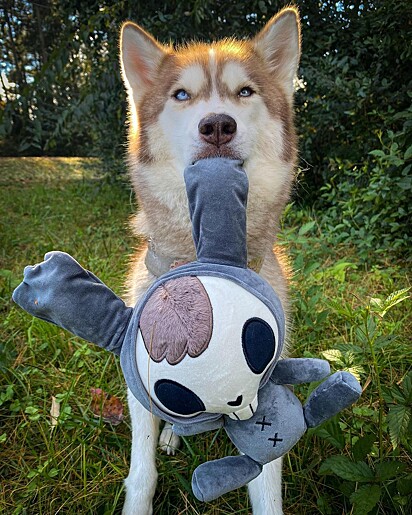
top-left (12, 251), bottom-right (132, 356)
top-left (185, 158), bottom-right (248, 267)
top-left (12, 157), bottom-right (362, 503)
top-left (270, 358), bottom-right (331, 384)
top-left (192, 455), bottom-right (262, 502)
top-left (304, 370), bottom-right (362, 427)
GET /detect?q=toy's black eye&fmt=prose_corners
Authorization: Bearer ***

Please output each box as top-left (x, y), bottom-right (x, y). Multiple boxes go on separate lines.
top-left (242, 318), bottom-right (276, 374)
top-left (154, 379), bottom-right (205, 415)
top-left (173, 89), bottom-right (191, 101)
top-left (238, 87), bottom-right (254, 98)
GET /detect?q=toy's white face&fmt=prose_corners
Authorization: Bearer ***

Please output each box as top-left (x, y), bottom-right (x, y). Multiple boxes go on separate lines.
top-left (135, 276), bottom-right (279, 420)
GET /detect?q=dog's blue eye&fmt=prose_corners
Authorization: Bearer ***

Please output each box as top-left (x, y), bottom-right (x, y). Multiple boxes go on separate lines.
top-left (174, 89), bottom-right (191, 101)
top-left (239, 87), bottom-right (254, 98)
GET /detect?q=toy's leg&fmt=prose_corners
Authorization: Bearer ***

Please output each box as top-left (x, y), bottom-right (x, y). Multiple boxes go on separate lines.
top-left (158, 421), bottom-right (180, 455)
top-left (248, 457), bottom-right (283, 515)
top-left (192, 455), bottom-right (262, 502)
top-left (304, 371), bottom-right (362, 428)
top-left (123, 388), bottom-right (160, 515)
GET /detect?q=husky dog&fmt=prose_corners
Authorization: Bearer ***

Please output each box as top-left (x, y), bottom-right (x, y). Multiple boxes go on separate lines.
top-left (120, 7), bottom-right (301, 514)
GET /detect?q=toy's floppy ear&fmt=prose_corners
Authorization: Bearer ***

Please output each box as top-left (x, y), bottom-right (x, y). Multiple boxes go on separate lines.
top-left (12, 252), bottom-right (132, 355)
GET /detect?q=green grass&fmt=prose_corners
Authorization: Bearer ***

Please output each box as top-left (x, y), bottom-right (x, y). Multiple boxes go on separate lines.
top-left (1, 158), bottom-right (411, 514)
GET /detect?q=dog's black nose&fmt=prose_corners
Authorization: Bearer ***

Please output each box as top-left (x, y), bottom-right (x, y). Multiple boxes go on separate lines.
top-left (198, 114), bottom-right (237, 147)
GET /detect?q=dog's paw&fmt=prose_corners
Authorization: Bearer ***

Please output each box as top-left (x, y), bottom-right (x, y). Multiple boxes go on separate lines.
top-left (159, 422), bottom-right (181, 455)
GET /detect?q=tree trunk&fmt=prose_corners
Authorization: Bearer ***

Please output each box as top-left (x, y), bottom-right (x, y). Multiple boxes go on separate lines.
top-left (33, 1), bottom-right (48, 67)
top-left (3, 2), bottom-right (27, 89)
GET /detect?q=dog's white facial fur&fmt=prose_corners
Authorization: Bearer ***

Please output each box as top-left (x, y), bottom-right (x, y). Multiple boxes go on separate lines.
top-left (120, 10), bottom-right (301, 513)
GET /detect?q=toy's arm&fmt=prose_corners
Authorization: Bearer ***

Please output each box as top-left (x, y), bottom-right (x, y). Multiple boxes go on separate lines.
top-left (173, 417), bottom-right (224, 436)
top-left (270, 358), bottom-right (330, 385)
top-left (12, 251), bottom-right (132, 355)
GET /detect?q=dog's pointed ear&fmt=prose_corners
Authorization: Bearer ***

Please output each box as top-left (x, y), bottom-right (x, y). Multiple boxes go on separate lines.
top-left (120, 22), bottom-right (167, 98)
top-left (253, 7), bottom-right (301, 98)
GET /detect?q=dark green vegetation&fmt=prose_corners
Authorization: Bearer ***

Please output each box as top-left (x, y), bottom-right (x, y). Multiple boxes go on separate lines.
top-left (0, 158), bottom-right (410, 514)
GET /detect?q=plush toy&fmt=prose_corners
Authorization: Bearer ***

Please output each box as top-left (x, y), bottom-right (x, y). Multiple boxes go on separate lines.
top-left (13, 158), bottom-right (362, 502)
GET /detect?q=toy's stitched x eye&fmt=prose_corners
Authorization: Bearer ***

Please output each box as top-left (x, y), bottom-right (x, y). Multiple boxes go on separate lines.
top-left (173, 89), bottom-right (191, 101)
top-left (238, 87), bottom-right (254, 98)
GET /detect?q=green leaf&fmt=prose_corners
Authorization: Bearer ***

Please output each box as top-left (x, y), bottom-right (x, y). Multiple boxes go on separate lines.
top-left (404, 144), bottom-right (412, 160)
top-left (258, 1), bottom-right (268, 14)
top-left (369, 149), bottom-right (386, 158)
top-left (402, 371), bottom-right (412, 401)
top-left (373, 334), bottom-right (397, 350)
top-left (24, 406), bottom-right (39, 415)
top-left (379, 288), bottom-right (411, 317)
top-left (327, 261), bottom-right (357, 283)
top-left (352, 406), bottom-right (376, 418)
top-left (366, 316), bottom-right (376, 340)
top-left (346, 365), bottom-right (365, 381)
top-left (382, 384), bottom-right (406, 404)
top-left (319, 455), bottom-right (374, 482)
top-left (387, 404), bottom-right (411, 449)
top-left (352, 434), bottom-right (375, 461)
top-left (298, 221), bottom-right (316, 236)
top-left (174, 471), bottom-right (192, 494)
top-left (355, 326), bottom-right (369, 345)
top-left (48, 468), bottom-right (59, 478)
top-left (321, 349), bottom-right (344, 364)
top-left (397, 474), bottom-right (412, 496)
top-left (350, 484), bottom-right (381, 515)
top-left (375, 461), bottom-right (406, 480)
top-left (312, 418), bottom-right (345, 449)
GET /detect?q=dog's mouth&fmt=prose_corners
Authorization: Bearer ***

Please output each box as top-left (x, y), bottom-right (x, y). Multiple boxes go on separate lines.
top-left (193, 146), bottom-right (242, 162)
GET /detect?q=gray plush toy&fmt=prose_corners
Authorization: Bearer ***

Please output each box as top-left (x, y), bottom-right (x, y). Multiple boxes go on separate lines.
top-left (13, 158), bottom-right (362, 502)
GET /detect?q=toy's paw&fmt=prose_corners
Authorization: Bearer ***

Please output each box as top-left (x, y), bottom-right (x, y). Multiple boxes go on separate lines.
top-left (158, 422), bottom-right (180, 455)
top-left (304, 371), bottom-right (362, 428)
top-left (192, 455), bottom-right (262, 502)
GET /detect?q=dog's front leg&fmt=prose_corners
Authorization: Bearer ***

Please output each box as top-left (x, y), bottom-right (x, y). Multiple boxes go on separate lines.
top-left (248, 457), bottom-right (283, 515)
top-left (123, 388), bottom-right (160, 515)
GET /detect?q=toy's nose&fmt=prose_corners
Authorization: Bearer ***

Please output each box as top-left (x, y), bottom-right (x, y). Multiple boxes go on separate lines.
top-left (228, 395), bottom-right (258, 420)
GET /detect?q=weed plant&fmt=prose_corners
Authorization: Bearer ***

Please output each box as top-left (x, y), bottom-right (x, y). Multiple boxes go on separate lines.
top-left (0, 158), bottom-right (410, 514)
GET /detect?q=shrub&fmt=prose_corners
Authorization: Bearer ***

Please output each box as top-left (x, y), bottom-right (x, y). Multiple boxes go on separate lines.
top-left (318, 121), bottom-right (412, 259)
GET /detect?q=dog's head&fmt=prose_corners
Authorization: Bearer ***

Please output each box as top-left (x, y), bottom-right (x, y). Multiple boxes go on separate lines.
top-left (120, 8), bottom-right (300, 170)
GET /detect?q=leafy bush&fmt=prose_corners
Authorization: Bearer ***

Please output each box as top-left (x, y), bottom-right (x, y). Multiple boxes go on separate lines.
top-left (318, 120), bottom-right (412, 259)
top-left (314, 289), bottom-right (411, 515)
top-left (282, 216), bottom-right (411, 514)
